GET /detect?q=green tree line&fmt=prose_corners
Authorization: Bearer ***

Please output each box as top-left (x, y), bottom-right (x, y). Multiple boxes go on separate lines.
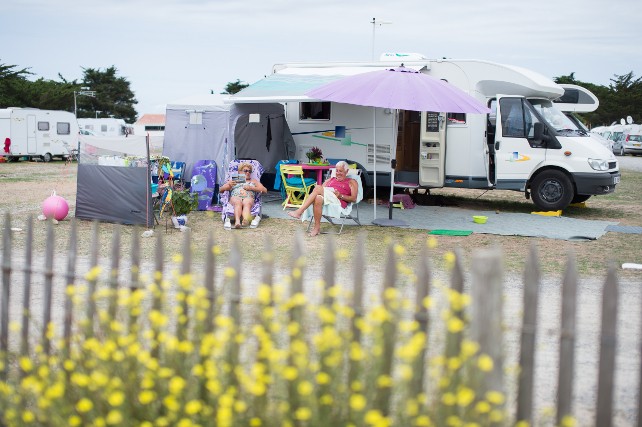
top-left (0, 61), bottom-right (138, 123)
top-left (554, 71), bottom-right (642, 127)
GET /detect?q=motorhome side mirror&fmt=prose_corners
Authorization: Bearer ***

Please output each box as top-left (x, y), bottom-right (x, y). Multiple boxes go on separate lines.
top-left (533, 122), bottom-right (544, 141)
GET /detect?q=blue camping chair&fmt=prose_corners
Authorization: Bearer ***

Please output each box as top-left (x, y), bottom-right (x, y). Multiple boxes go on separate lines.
top-left (170, 161), bottom-right (186, 186)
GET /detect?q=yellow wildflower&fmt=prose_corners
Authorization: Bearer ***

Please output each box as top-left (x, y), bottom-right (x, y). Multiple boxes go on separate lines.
top-left (106, 410), bottom-right (123, 425)
top-left (477, 354), bottom-right (494, 372)
top-left (350, 394), bottom-right (367, 411)
top-left (485, 390), bottom-right (505, 405)
top-left (76, 398), bottom-right (93, 413)
top-left (295, 407), bottom-right (311, 421)
top-left (108, 391), bottom-right (125, 407)
top-left (456, 387), bottom-right (475, 407)
top-left (185, 400), bottom-right (203, 415)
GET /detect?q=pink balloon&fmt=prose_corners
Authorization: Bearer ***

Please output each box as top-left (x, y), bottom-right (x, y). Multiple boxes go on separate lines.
top-left (42, 194), bottom-right (69, 221)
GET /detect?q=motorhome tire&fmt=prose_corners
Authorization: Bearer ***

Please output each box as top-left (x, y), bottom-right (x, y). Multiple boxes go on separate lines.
top-left (531, 170), bottom-right (573, 211)
top-left (571, 194), bottom-right (591, 204)
top-left (42, 153), bottom-right (52, 162)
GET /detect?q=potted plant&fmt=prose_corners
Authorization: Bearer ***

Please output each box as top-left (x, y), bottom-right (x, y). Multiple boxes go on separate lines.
top-left (170, 189), bottom-right (198, 228)
top-left (305, 146), bottom-right (324, 164)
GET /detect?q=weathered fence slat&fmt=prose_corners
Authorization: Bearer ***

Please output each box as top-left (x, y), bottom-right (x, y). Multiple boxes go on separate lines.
top-left (557, 252), bottom-right (578, 425)
top-left (348, 233), bottom-right (365, 425)
top-left (107, 226), bottom-right (121, 321)
top-left (596, 263), bottom-right (619, 427)
top-left (323, 236), bottom-right (335, 306)
top-left (151, 230), bottom-right (164, 359)
top-left (177, 228), bottom-right (192, 341)
top-left (446, 248), bottom-right (465, 359)
top-left (411, 243), bottom-right (431, 399)
top-left (1, 213), bottom-right (11, 379)
top-left (516, 244), bottom-right (540, 423)
top-left (205, 231), bottom-right (216, 331)
top-left (85, 221), bottom-right (100, 336)
top-left (374, 242), bottom-right (397, 416)
top-left (471, 247), bottom-right (504, 399)
top-left (130, 226), bottom-right (141, 292)
top-left (63, 219), bottom-right (77, 351)
top-left (42, 220), bottom-right (55, 355)
top-left (20, 216), bottom-right (33, 359)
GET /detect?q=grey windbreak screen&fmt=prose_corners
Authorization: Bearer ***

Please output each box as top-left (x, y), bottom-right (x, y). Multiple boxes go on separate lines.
top-left (75, 164), bottom-right (153, 226)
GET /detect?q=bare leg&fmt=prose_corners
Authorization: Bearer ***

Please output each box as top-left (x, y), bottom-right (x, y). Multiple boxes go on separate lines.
top-left (241, 198), bottom-right (254, 225)
top-left (231, 197), bottom-right (242, 228)
top-left (309, 195), bottom-right (324, 236)
top-left (288, 185), bottom-right (324, 219)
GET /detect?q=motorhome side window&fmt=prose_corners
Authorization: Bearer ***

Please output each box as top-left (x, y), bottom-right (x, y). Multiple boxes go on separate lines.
top-left (57, 122), bottom-right (71, 135)
top-left (447, 113), bottom-right (466, 125)
top-left (300, 102), bottom-right (331, 121)
top-left (37, 122), bottom-right (49, 131)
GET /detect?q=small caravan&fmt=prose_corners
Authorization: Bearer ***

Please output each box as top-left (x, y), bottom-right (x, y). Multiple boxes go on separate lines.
top-left (0, 108), bottom-right (78, 162)
top-left (230, 56), bottom-right (620, 210)
top-left (77, 118), bottom-right (132, 137)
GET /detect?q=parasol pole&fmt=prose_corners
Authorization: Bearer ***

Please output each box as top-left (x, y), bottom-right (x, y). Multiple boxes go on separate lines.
top-left (372, 108), bottom-right (408, 227)
top-left (372, 107), bottom-right (377, 220)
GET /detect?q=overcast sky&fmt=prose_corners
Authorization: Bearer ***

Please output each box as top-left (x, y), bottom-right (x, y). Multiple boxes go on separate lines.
top-left (2, 0), bottom-right (641, 118)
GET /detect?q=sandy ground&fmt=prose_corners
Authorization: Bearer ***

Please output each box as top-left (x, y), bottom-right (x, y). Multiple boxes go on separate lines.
top-left (1, 159), bottom-right (641, 426)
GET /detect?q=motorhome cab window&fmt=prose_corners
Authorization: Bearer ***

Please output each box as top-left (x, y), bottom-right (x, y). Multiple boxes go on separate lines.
top-left (38, 122), bottom-right (49, 131)
top-left (300, 102), bottom-right (331, 121)
top-left (57, 122), bottom-right (71, 135)
top-left (447, 113), bottom-right (466, 125)
top-left (499, 98), bottom-right (542, 138)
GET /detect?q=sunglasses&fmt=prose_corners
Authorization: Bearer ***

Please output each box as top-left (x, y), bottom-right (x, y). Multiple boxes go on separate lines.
top-left (242, 169), bottom-right (252, 173)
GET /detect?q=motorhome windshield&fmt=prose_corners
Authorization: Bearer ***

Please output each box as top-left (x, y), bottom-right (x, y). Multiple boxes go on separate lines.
top-left (528, 99), bottom-right (586, 136)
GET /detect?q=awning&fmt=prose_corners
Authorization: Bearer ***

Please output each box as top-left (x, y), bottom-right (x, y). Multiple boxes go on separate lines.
top-left (228, 64), bottom-right (427, 104)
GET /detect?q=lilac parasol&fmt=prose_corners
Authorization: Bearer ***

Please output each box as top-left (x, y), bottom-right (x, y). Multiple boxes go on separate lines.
top-left (305, 65), bottom-right (490, 225)
top-left (306, 66), bottom-right (490, 114)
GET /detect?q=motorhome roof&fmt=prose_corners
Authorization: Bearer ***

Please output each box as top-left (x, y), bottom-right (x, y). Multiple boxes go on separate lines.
top-left (229, 58), bottom-right (563, 104)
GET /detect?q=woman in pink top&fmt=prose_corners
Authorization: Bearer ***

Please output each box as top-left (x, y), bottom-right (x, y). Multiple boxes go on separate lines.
top-left (288, 161), bottom-right (358, 236)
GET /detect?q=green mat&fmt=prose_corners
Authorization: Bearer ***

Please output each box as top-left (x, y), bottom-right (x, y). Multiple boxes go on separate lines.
top-left (428, 229), bottom-right (474, 236)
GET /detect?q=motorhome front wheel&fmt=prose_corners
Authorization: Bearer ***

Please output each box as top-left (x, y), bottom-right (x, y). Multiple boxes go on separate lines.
top-left (531, 170), bottom-right (573, 211)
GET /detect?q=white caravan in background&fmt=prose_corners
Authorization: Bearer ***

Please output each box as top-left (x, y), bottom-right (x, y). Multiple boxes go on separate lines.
top-left (0, 108), bottom-right (78, 162)
top-left (230, 55), bottom-right (620, 210)
top-left (77, 118), bottom-right (132, 137)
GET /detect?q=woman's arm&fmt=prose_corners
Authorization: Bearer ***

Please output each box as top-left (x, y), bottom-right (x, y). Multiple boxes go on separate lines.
top-left (219, 180), bottom-right (234, 193)
top-left (247, 179), bottom-right (267, 193)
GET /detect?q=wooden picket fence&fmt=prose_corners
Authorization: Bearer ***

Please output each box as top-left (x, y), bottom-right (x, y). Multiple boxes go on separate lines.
top-left (0, 213), bottom-right (637, 426)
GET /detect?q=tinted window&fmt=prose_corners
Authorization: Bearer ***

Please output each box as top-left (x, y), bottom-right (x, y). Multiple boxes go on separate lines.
top-left (629, 135), bottom-right (642, 142)
top-left (300, 102), bottom-right (331, 121)
top-left (38, 121), bottom-right (49, 131)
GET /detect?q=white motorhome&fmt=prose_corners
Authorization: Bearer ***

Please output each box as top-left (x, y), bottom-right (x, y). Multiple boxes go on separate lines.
top-left (77, 118), bottom-right (132, 137)
top-left (0, 108), bottom-right (78, 162)
top-left (230, 56), bottom-right (620, 210)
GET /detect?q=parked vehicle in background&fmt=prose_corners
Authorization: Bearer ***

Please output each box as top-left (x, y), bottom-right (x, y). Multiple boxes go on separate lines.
top-left (77, 118), bottom-right (133, 137)
top-left (0, 107), bottom-right (77, 162)
top-left (623, 133), bottom-right (642, 155)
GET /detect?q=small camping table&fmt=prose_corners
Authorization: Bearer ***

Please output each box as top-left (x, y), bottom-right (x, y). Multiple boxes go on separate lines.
top-left (300, 164), bottom-right (333, 184)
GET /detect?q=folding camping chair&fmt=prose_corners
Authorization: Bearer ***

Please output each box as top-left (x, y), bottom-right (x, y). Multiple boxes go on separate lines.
top-left (170, 161), bottom-right (186, 188)
top-left (220, 159), bottom-right (265, 229)
top-left (280, 164), bottom-right (316, 209)
top-left (304, 168), bottom-right (363, 234)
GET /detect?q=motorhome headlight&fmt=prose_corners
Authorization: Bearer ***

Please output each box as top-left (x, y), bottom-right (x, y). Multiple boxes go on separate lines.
top-left (588, 158), bottom-right (609, 171)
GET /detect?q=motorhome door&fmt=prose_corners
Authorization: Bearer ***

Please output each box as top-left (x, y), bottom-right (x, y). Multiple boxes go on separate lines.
top-left (418, 112), bottom-right (446, 186)
top-left (493, 96), bottom-right (547, 191)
